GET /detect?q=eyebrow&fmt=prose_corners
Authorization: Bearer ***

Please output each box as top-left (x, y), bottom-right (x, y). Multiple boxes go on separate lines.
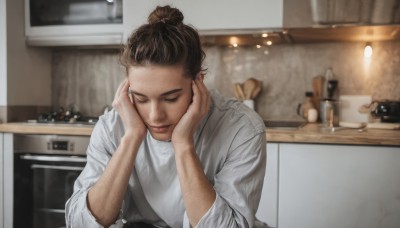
top-left (131, 88), bottom-right (183, 97)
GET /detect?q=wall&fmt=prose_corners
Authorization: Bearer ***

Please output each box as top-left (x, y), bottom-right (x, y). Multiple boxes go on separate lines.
top-left (52, 49), bottom-right (125, 117)
top-left (51, 40), bottom-right (400, 120)
top-left (7, 0), bottom-right (52, 106)
top-left (209, 41), bottom-right (400, 120)
top-left (0, 0), bottom-right (52, 122)
top-left (0, 0), bottom-right (7, 108)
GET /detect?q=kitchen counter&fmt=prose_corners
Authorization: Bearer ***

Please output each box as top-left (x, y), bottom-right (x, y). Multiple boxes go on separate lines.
top-left (1, 122), bottom-right (399, 146)
top-left (0, 123), bottom-right (93, 136)
top-left (267, 123), bottom-right (400, 146)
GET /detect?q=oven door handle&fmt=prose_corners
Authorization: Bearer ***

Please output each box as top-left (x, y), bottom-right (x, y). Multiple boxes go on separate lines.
top-left (20, 154), bottom-right (87, 163)
top-left (31, 164), bottom-right (84, 171)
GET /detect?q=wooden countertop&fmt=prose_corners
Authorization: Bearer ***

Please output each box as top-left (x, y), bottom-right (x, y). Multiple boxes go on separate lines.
top-left (266, 123), bottom-right (400, 146)
top-left (0, 123), bottom-right (93, 136)
top-left (1, 122), bottom-right (399, 146)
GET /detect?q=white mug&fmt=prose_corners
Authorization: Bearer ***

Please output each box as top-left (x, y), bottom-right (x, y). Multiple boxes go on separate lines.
top-left (308, 108), bottom-right (318, 123)
top-left (243, 99), bottom-right (255, 110)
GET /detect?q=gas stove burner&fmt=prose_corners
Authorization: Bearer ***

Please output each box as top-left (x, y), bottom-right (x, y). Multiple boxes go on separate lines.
top-left (28, 118), bottom-right (98, 125)
top-left (35, 106), bottom-right (99, 125)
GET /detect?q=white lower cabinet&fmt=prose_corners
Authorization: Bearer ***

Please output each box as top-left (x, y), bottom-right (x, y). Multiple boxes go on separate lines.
top-left (257, 143), bottom-right (279, 227)
top-left (278, 143), bottom-right (400, 228)
top-left (0, 133), bottom-right (3, 228)
top-left (0, 133), bottom-right (13, 228)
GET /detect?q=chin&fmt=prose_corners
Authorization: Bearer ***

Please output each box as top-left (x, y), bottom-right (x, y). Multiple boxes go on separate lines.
top-left (149, 132), bottom-right (172, 142)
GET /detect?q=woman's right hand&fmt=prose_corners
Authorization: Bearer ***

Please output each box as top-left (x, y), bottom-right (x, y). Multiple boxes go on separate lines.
top-left (112, 78), bottom-right (147, 142)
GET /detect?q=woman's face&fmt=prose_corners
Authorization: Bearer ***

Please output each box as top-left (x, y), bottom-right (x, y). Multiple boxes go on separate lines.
top-left (128, 65), bottom-right (193, 141)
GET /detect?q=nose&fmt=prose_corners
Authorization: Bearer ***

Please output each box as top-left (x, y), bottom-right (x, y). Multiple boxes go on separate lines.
top-left (149, 101), bottom-right (166, 123)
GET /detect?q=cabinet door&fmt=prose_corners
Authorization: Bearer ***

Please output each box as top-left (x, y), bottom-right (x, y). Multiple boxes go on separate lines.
top-left (256, 143), bottom-right (278, 227)
top-left (124, 0), bottom-right (283, 39)
top-left (0, 0), bottom-right (6, 106)
top-left (279, 143), bottom-right (400, 228)
top-left (0, 133), bottom-right (3, 228)
top-left (2, 134), bottom-right (13, 228)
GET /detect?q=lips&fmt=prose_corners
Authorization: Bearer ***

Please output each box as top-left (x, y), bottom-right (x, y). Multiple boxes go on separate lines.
top-left (148, 124), bottom-right (171, 133)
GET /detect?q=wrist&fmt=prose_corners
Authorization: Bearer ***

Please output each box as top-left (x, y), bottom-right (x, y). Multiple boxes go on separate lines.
top-left (173, 142), bottom-right (195, 156)
top-left (121, 131), bottom-right (144, 151)
top-left (124, 129), bottom-right (146, 144)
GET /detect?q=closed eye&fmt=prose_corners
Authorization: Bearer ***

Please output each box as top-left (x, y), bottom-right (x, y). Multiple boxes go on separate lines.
top-left (134, 97), bottom-right (148, 103)
top-left (164, 97), bottom-right (179, 103)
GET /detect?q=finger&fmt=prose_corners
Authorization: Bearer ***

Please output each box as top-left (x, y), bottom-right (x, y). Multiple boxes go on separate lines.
top-left (120, 79), bottom-right (130, 97)
top-left (121, 80), bottom-right (136, 106)
top-left (191, 80), bottom-right (202, 113)
top-left (195, 77), bottom-right (210, 113)
top-left (195, 77), bottom-right (210, 118)
top-left (114, 78), bottom-right (128, 101)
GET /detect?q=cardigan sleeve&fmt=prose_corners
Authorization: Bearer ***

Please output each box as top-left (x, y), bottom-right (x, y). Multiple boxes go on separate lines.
top-left (195, 132), bottom-right (267, 228)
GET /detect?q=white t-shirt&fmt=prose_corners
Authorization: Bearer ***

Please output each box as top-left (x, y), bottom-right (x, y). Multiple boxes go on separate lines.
top-left (66, 90), bottom-right (267, 228)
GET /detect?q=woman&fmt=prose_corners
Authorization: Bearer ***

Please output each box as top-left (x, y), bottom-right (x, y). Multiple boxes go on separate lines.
top-left (66, 5), bottom-right (267, 228)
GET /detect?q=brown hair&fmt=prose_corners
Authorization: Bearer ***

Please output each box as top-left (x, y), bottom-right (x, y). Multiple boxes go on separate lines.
top-left (120, 5), bottom-right (206, 79)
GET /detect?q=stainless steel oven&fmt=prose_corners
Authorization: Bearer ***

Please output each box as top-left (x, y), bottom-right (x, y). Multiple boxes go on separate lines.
top-left (14, 134), bottom-right (90, 228)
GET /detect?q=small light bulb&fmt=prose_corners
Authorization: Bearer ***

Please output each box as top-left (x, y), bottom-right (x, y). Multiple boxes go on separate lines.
top-left (262, 33), bottom-right (268, 38)
top-left (256, 45), bottom-right (261, 49)
top-left (266, 41), bottom-right (272, 46)
top-left (364, 43), bottom-right (373, 58)
top-left (232, 43), bottom-right (238, 47)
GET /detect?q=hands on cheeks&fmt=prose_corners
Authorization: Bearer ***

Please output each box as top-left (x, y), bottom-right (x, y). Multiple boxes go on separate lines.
top-left (112, 78), bottom-right (147, 142)
top-left (171, 74), bottom-right (211, 147)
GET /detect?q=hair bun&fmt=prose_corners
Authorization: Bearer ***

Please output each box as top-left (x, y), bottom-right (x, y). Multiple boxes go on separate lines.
top-left (148, 5), bottom-right (184, 26)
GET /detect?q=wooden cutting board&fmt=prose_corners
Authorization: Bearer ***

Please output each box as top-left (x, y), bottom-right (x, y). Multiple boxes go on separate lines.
top-left (312, 75), bottom-right (325, 112)
top-left (367, 122), bottom-right (400, 130)
top-left (339, 95), bottom-right (372, 123)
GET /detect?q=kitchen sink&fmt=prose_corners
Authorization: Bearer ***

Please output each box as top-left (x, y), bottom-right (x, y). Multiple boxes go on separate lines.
top-left (264, 120), bottom-right (306, 129)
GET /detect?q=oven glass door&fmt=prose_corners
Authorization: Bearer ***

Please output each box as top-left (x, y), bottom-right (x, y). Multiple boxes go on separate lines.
top-left (29, 0), bottom-right (123, 26)
top-left (14, 154), bottom-right (86, 228)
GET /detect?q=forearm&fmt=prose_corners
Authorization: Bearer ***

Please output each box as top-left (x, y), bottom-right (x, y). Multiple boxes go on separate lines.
top-left (87, 133), bottom-right (141, 227)
top-left (174, 144), bottom-right (216, 227)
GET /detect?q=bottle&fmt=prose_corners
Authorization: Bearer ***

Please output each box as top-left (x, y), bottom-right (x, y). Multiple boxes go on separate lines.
top-left (320, 68), bottom-right (340, 126)
top-left (323, 67), bottom-right (339, 100)
top-left (297, 91), bottom-right (316, 120)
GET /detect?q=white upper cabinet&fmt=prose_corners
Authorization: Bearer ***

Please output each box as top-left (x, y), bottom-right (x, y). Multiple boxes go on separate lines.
top-left (25, 0), bottom-right (283, 46)
top-left (124, 0), bottom-right (283, 40)
top-left (25, 0), bottom-right (124, 46)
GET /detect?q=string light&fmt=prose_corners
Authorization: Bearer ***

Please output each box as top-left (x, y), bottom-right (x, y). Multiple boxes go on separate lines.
top-left (364, 42), bottom-right (373, 58)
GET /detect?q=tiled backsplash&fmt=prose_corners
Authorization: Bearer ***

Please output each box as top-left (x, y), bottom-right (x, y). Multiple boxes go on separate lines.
top-left (52, 40), bottom-right (400, 120)
top-left (52, 49), bottom-right (125, 117)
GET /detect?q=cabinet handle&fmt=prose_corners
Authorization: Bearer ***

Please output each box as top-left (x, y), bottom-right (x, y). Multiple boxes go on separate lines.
top-left (20, 154), bottom-right (86, 163)
top-left (31, 164), bottom-right (84, 171)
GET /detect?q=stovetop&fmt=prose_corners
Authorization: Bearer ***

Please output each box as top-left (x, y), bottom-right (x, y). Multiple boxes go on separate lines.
top-left (27, 119), bottom-right (97, 125)
top-left (34, 105), bottom-right (99, 125)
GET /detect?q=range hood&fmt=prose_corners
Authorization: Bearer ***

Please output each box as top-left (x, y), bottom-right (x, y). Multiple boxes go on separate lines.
top-left (202, 0), bottom-right (400, 47)
top-left (284, 24), bottom-right (400, 44)
top-left (201, 24), bottom-right (400, 47)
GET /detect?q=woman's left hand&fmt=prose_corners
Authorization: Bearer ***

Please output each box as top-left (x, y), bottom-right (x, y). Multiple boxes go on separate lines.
top-left (171, 75), bottom-right (210, 147)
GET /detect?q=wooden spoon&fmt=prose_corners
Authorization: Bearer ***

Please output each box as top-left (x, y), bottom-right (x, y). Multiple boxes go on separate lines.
top-left (232, 84), bottom-right (240, 99)
top-left (235, 83), bottom-right (246, 100)
top-left (251, 80), bottom-right (262, 99)
top-left (243, 78), bottom-right (258, 99)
